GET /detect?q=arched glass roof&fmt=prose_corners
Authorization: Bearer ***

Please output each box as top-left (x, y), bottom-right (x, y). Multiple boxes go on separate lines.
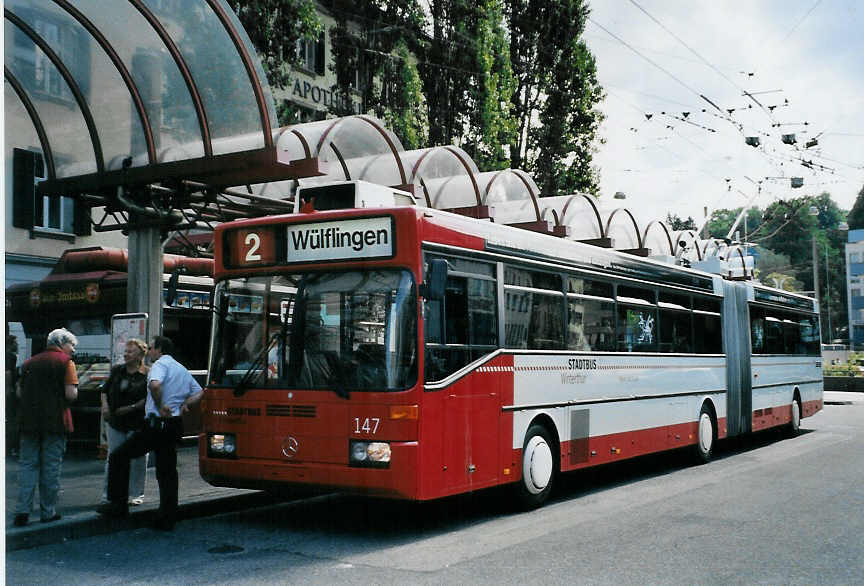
top-left (6, 0), bottom-right (281, 196)
top-left (642, 220), bottom-right (674, 257)
top-left (542, 194), bottom-right (605, 241)
top-left (603, 208), bottom-right (643, 251)
top-left (424, 168), bottom-right (538, 213)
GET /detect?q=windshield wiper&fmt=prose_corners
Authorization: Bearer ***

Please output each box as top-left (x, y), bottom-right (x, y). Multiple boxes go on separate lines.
top-left (234, 332), bottom-right (282, 397)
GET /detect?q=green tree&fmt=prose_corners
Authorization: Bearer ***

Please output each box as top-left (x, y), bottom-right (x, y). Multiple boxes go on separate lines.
top-left (226, 0), bottom-right (322, 125)
top-left (846, 183), bottom-right (864, 229)
top-left (462, 0), bottom-right (517, 169)
top-left (705, 207), bottom-right (762, 241)
top-left (420, 0), bottom-right (517, 168)
top-left (752, 193), bottom-right (847, 339)
top-left (329, 1), bottom-right (428, 148)
top-left (508, 0), bottom-right (604, 195)
top-left (665, 213), bottom-right (696, 231)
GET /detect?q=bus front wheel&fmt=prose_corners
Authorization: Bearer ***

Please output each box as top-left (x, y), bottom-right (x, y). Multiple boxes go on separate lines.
top-left (515, 424), bottom-right (556, 510)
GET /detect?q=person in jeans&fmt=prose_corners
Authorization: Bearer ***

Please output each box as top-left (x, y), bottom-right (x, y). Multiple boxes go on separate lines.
top-left (99, 335), bottom-right (202, 530)
top-left (101, 338), bottom-right (149, 506)
top-left (13, 328), bottom-right (79, 527)
top-left (6, 333), bottom-right (20, 457)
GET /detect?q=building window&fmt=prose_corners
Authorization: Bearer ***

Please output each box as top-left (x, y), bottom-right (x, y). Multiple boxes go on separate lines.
top-left (12, 148), bottom-right (78, 236)
top-left (296, 33), bottom-right (325, 75)
top-left (11, 8), bottom-right (89, 104)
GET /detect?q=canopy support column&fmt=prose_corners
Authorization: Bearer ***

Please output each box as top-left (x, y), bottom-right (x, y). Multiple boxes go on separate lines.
top-left (127, 221), bottom-right (163, 342)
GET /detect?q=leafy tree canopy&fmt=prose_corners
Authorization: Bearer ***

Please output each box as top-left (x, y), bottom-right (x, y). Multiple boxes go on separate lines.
top-left (665, 213), bottom-right (696, 231)
top-left (847, 183), bottom-right (864, 230)
top-left (227, 0), bottom-right (322, 93)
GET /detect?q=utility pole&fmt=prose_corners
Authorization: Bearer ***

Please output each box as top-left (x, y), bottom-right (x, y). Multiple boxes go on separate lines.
top-left (812, 232), bottom-right (820, 331)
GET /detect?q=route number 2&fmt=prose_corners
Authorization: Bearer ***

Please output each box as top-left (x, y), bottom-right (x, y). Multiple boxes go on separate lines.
top-left (353, 417), bottom-right (380, 434)
top-left (244, 232), bottom-right (261, 262)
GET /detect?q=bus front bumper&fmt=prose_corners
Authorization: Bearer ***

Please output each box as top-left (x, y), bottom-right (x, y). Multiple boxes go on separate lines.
top-left (199, 440), bottom-right (419, 500)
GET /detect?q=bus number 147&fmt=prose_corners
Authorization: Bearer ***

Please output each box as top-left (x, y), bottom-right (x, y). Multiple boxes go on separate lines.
top-left (353, 417), bottom-right (380, 435)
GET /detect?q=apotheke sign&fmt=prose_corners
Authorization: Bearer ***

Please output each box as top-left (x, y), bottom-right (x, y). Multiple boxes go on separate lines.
top-left (292, 78), bottom-right (361, 113)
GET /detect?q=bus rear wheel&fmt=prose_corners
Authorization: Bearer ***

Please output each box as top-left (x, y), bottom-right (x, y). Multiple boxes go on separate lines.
top-left (515, 424), bottom-right (556, 510)
top-left (788, 398), bottom-right (801, 436)
top-left (694, 404), bottom-right (716, 464)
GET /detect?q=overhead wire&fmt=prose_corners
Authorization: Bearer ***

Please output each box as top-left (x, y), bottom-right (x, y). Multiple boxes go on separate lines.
top-left (627, 0), bottom-right (777, 125)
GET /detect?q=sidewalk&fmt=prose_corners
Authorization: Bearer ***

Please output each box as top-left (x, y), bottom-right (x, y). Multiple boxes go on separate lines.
top-left (4, 441), bottom-right (276, 551)
top-left (824, 390), bottom-right (864, 405)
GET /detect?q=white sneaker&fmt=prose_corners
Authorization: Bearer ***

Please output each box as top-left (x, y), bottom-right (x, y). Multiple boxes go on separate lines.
top-left (130, 497), bottom-right (144, 506)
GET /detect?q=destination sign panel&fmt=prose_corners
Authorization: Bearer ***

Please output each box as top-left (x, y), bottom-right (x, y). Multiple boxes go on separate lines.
top-left (285, 217), bottom-right (394, 263)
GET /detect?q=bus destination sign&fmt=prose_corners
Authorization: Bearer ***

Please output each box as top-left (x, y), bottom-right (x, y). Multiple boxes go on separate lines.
top-left (286, 217), bottom-right (393, 263)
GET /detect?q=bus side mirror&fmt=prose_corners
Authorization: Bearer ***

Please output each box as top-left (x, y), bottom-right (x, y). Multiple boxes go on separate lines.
top-left (166, 270), bottom-right (181, 305)
top-left (215, 291), bottom-right (229, 318)
top-left (420, 259), bottom-right (448, 301)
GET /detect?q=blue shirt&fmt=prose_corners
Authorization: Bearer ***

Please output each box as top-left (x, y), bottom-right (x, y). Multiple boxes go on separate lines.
top-left (146, 354), bottom-right (202, 417)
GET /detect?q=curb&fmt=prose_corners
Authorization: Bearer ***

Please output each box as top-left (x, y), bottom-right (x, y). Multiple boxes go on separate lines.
top-left (6, 490), bottom-right (279, 552)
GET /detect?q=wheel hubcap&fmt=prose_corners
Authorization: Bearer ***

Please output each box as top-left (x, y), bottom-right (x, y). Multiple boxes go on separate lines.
top-left (792, 401), bottom-right (800, 428)
top-left (699, 413), bottom-right (713, 453)
top-left (523, 436), bottom-right (553, 494)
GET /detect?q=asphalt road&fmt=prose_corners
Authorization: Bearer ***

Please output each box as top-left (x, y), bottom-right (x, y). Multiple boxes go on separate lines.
top-left (7, 402), bottom-right (864, 585)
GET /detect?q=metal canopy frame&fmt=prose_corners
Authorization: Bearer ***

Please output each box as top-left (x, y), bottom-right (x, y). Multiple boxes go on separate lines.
top-left (6, 0), bottom-right (293, 227)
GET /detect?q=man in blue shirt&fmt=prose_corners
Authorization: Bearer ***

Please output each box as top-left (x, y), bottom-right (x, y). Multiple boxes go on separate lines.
top-left (98, 335), bottom-right (202, 530)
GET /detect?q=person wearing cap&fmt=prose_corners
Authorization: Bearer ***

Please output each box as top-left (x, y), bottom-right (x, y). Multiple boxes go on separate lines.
top-left (13, 328), bottom-right (79, 527)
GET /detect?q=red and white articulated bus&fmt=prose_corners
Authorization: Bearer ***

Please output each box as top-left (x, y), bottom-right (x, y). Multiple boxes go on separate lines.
top-left (199, 181), bottom-right (823, 508)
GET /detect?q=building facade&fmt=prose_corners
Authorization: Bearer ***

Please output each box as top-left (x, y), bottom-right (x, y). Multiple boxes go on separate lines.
top-left (845, 229), bottom-right (864, 347)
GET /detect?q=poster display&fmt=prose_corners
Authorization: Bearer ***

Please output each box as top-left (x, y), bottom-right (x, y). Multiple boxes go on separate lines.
top-left (110, 313), bottom-right (148, 365)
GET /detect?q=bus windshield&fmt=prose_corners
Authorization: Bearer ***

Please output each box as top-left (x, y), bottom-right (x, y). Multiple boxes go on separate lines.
top-left (210, 269), bottom-right (417, 392)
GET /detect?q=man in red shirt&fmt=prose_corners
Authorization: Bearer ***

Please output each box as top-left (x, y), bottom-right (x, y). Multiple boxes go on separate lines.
top-left (13, 328), bottom-right (79, 527)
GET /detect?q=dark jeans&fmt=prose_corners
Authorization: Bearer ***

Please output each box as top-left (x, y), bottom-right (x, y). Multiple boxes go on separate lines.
top-left (107, 417), bottom-right (182, 522)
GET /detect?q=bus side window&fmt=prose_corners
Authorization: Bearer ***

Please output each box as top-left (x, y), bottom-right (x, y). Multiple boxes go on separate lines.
top-left (693, 297), bottom-right (723, 354)
top-left (658, 291), bottom-right (692, 353)
top-left (800, 315), bottom-right (820, 355)
top-left (750, 307), bottom-right (765, 354)
top-left (616, 285), bottom-right (657, 352)
top-left (567, 298), bottom-right (615, 351)
top-left (505, 267), bottom-right (564, 350)
top-left (424, 255), bottom-right (497, 382)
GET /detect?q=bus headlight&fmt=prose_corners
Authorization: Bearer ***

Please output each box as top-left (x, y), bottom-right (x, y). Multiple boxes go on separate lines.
top-left (349, 440), bottom-right (390, 468)
top-left (208, 433), bottom-right (237, 458)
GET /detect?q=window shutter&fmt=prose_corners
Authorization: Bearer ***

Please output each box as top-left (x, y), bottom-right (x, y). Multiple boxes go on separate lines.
top-left (12, 148), bottom-right (43, 230)
top-left (315, 33), bottom-right (325, 75)
top-left (73, 198), bottom-right (91, 236)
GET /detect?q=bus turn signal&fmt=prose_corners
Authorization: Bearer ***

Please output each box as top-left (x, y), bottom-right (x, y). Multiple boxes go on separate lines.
top-left (389, 405), bottom-right (418, 420)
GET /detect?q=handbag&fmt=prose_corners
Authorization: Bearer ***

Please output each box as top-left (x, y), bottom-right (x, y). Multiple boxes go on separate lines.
top-left (63, 407), bottom-right (74, 434)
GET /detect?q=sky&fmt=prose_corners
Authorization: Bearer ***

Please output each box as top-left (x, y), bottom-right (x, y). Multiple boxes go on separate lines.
top-left (583, 0), bottom-right (864, 231)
